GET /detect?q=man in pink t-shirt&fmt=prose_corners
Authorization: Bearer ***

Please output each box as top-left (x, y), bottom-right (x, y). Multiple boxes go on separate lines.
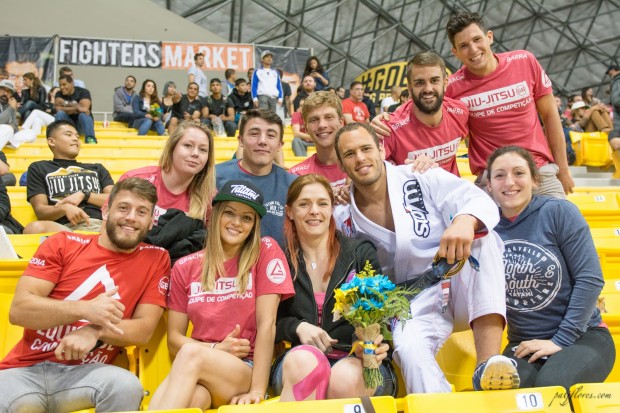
top-left (382, 51), bottom-right (469, 176)
top-left (445, 10), bottom-right (573, 198)
top-left (342, 81), bottom-right (370, 124)
top-left (289, 91), bottom-right (348, 195)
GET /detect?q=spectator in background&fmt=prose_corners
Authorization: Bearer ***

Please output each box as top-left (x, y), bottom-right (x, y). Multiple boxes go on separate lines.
top-left (113, 75), bottom-right (137, 125)
top-left (291, 99), bottom-right (314, 156)
top-left (293, 75), bottom-right (316, 112)
top-left (132, 79), bottom-right (165, 136)
top-left (0, 150), bottom-right (16, 187)
top-left (202, 78), bottom-right (236, 137)
top-left (387, 89), bottom-right (410, 113)
top-left (381, 85), bottom-right (402, 114)
top-left (24, 120), bottom-right (114, 234)
top-left (161, 81), bottom-right (176, 125)
top-left (335, 87), bottom-right (345, 100)
top-left (188, 53), bottom-right (208, 99)
top-left (55, 66), bottom-right (85, 88)
top-left (0, 177), bottom-right (23, 233)
top-left (341, 82), bottom-right (369, 124)
top-left (277, 68), bottom-right (293, 118)
top-left (570, 101), bottom-right (612, 134)
top-left (168, 82), bottom-right (203, 135)
top-left (247, 68), bottom-right (255, 86)
top-left (581, 86), bottom-right (601, 107)
top-left (0, 80), bottom-right (36, 150)
top-left (222, 68), bottom-right (237, 98)
top-left (303, 56), bottom-right (330, 91)
top-left (563, 94), bottom-right (582, 124)
top-left (228, 78), bottom-right (253, 125)
top-left (19, 72), bottom-right (47, 121)
top-left (54, 75), bottom-right (97, 144)
top-left (252, 51), bottom-right (283, 112)
top-left (18, 87), bottom-right (58, 138)
top-left (363, 88), bottom-right (377, 120)
top-left (607, 64), bottom-right (620, 155)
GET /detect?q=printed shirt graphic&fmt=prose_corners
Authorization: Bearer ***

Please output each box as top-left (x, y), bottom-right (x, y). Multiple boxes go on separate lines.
top-left (167, 237), bottom-right (294, 359)
top-left (446, 50), bottom-right (554, 175)
top-left (342, 98), bottom-right (370, 123)
top-left (27, 160), bottom-right (114, 224)
top-left (119, 166), bottom-right (190, 224)
top-left (383, 97), bottom-right (469, 176)
top-left (0, 233), bottom-right (170, 370)
top-left (503, 239), bottom-right (562, 312)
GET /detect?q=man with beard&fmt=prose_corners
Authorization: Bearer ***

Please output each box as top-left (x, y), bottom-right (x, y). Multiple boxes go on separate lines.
top-left (381, 52), bottom-right (468, 176)
top-left (334, 123), bottom-right (517, 394)
top-left (168, 82), bottom-right (203, 135)
top-left (0, 178), bottom-right (171, 412)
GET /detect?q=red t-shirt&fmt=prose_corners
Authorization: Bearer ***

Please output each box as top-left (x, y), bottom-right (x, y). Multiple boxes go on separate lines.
top-left (446, 50), bottom-right (554, 175)
top-left (0, 232), bottom-right (170, 369)
top-left (342, 98), bottom-right (370, 123)
top-left (168, 237), bottom-right (294, 359)
top-left (382, 97), bottom-right (469, 176)
top-left (291, 112), bottom-right (307, 134)
top-left (119, 166), bottom-right (190, 224)
top-left (289, 154), bottom-right (347, 187)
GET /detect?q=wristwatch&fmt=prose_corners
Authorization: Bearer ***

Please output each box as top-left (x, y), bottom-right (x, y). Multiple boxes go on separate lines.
top-left (82, 190), bottom-right (91, 203)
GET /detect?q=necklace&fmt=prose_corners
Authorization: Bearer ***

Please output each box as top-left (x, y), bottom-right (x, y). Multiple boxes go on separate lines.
top-left (303, 253), bottom-right (318, 270)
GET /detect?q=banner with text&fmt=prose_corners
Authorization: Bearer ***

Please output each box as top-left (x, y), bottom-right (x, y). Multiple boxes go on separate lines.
top-left (355, 61), bottom-right (409, 106)
top-left (58, 37), bottom-right (161, 68)
top-left (0, 36), bottom-right (55, 93)
top-left (161, 42), bottom-right (254, 71)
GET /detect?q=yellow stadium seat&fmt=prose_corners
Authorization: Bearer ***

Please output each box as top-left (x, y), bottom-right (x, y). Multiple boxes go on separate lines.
top-left (218, 396), bottom-right (398, 412)
top-left (613, 150), bottom-right (620, 179)
top-left (10, 203), bottom-right (38, 227)
top-left (0, 293), bottom-right (22, 358)
top-left (435, 330), bottom-right (477, 391)
top-left (570, 131), bottom-right (613, 168)
top-left (567, 193), bottom-right (620, 228)
top-left (0, 260), bottom-right (28, 294)
top-left (7, 233), bottom-right (53, 259)
top-left (403, 386), bottom-right (571, 413)
top-left (139, 314), bottom-right (174, 408)
top-left (570, 382), bottom-right (620, 412)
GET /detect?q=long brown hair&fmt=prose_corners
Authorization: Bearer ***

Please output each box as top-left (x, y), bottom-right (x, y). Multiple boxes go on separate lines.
top-left (200, 201), bottom-right (261, 294)
top-left (23, 72), bottom-right (42, 100)
top-left (284, 174), bottom-right (340, 282)
top-left (159, 121), bottom-right (216, 219)
top-left (139, 79), bottom-right (160, 105)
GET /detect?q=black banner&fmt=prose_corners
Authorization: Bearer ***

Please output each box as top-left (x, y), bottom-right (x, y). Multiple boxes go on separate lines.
top-left (58, 37), bottom-right (161, 68)
top-left (0, 36), bottom-right (55, 93)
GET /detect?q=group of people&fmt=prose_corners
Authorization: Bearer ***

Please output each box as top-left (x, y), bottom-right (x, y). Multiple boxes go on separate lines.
top-left (0, 9), bottom-right (617, 413)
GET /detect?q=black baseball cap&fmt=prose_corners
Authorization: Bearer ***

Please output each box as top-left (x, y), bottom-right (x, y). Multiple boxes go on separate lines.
top-left (213, 180), bottom-right (266, 217)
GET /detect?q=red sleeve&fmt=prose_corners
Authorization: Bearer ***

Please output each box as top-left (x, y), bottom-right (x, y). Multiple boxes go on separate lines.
top-left (23, 233), bottom-right (67, 284)
top-left (167, 252), bottom-right (201, 313)
top-left (254, 237), bottom-right (295, 301)
top-left (138, 249), bottom-right (171, 307)
top-left (528, 51), bottom-right (552, 100)
top-left (291, 112), bottom-right (303, 126)
top-left (342, 99), bottom-right (353, 115)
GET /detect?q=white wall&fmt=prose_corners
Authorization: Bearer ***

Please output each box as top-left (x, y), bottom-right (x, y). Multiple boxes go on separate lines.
top-left (2, 0), bottom-right (233, 115)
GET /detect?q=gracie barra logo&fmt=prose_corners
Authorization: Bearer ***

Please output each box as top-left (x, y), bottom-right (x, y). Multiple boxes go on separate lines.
top-left (503, 240), bottom-right (562, 312)
top-left (402, 179), bottom-right (430, 238)
top-left (230, 184), bottom-right (260, 201)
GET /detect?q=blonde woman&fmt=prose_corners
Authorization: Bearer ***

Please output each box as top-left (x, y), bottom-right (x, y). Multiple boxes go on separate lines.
top-left (119, 120), bottom-right (216, 224)
top-left (148, 180), bottom-right (294, 410)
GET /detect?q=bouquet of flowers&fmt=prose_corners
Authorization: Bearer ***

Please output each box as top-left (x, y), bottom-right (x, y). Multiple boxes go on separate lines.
top-left (332, 261), bottom-right (412, 389)
top-left (149, 103), bottom-right (162, 118)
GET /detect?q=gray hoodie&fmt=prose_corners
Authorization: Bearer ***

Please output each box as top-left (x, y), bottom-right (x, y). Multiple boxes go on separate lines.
top-left (112, 86), bottom-right (135, 117)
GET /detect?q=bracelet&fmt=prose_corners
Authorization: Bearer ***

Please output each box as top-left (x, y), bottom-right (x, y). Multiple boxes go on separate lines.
top-left (211, 342), bottom-right (218, 349)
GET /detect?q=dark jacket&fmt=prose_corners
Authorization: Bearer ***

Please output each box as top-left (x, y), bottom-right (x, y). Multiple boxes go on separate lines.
top-left (275, 233), bottom-right (380, 353)
top-left (0, 178), bottom-right (23, 234)
top-left (21, 87), bottom-right (47, 106)
top-left (145, 208), bottom-right (205, 266)
top-left (227, 88), bottom-right (253, 115)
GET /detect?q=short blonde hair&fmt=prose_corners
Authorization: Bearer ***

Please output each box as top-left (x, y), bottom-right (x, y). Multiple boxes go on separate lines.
top-left (301, 91), bottom-right (343, 125)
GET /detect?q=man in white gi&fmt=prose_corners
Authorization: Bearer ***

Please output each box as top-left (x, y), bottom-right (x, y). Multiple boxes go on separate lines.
top-left (334, 122), bottom-right (519, 394)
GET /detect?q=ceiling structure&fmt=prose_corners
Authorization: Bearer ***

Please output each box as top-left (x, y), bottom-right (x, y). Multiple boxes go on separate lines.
top-left (152, 0), bottom-right (620, 99)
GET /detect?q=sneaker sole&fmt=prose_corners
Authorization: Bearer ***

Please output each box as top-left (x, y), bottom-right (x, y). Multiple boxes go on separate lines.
top-left (480, 360), bottom-right (520, 390)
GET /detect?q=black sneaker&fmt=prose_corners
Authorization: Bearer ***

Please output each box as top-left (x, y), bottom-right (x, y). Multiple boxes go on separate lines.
top-left (85, 136), bottom-right (98, 144)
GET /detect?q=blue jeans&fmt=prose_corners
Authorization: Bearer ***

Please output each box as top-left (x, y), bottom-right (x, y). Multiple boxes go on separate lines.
top-left (113, 111), bottom-right (138, 125)
top-left (0, 361), bottom-right (143, 412)
top-left (133, 117), bottom-right (165, 136)
top-left (292, 137), bottom-right (315, 156)
top-left (54, 111), bottom-right (96, 138)
top-left (18, 101), bottom-right (43, 121)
